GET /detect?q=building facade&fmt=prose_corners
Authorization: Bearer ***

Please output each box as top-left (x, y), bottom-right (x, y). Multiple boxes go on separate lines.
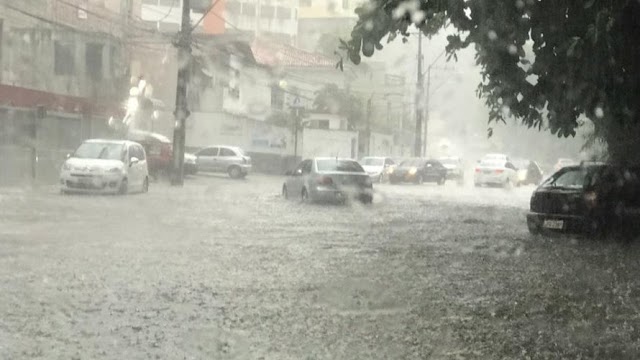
top-left (0, 0), bottom-right (149, 185)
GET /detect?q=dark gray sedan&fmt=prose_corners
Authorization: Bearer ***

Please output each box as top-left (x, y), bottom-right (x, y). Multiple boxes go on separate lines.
top-left (282, 158), bottom-right (373, 204)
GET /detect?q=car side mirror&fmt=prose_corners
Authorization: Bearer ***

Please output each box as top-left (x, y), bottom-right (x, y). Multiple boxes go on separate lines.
top-left (130, 157), bottom-right (139, 166)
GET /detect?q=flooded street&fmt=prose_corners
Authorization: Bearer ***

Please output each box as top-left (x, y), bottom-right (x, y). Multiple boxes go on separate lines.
top-left (2, 176), bottom-right (640, 359)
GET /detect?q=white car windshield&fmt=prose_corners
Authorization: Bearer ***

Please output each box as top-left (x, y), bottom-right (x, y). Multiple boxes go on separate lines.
top-left (361, 158), bottom-right (384, 166)
top-left (73, 142), bottom-right (125, 161)
top-left (317, 160), bottom-right (365, 173)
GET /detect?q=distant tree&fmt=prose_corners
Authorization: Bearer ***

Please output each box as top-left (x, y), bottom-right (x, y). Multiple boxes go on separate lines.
top-left (341, 0), bottom-right (640, 163)
top-left (314, 83), bottom-right (365, 130)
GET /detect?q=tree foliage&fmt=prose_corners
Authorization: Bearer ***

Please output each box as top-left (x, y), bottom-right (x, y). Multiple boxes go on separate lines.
top-left (342, 0), bottom-right (640, 162)
top-left (314, 83), bottom-right (365, 130)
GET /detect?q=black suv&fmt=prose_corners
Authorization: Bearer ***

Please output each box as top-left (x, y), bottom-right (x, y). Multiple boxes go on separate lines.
top-left (527, 163), bottom-right (640, 238)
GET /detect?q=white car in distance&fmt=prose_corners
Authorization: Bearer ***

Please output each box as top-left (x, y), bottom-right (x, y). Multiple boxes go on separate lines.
top-left (474, 158), bottom-right (518, 188)
top-left (360, 156), bottom-right (395, 183)
top-left (60, 139), bottom-right (149, 195)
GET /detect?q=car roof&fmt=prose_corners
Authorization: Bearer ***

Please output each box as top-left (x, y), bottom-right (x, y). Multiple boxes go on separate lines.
top-left (127, 130), bottom-right (171, 143)
top-left (206, 145), bottom-right (243, 150)
top-left (84, 139), bottom-right (131, 145)
top-left (314, 157), bottom-right (357, 161)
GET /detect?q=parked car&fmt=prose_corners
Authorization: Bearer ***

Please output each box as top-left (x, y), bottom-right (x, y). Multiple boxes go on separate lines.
top-left (60, 139), bottom-right (149, 195)
top-left (184, 153), bottom-right (198, 175)
top-left (474, 158), bottom-right (518, 188)
top-left (195, 145), bottom-right (252, 179)
top-left (513, 159), bottom-right (545, 186)
top-left (554, 158), bottom-right (577, 171)
top-left (360, 156), bottom-right (395, 183)
top-left (527, 163), bottom-right (640, 238)
top-left (282, 158), bottom-right (373, 204)
top-left (388, 158), bottom-right (448, 185)
top-left (126, 130), bottom-right (172, 179)
top-left (439, 156), bottom-right (465, 185)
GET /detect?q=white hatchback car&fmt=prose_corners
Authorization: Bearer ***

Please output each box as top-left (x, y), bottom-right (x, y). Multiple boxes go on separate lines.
top-left (60, 139), bottom-right (149, 195)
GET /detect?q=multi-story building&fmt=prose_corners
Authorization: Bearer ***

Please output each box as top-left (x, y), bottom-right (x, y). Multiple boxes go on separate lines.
top-left (222, 0), bottom-right (299, 43)
top-left (296, 0), bottom-right (364, 52)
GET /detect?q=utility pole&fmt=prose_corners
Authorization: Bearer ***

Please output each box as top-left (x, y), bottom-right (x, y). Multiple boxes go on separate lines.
top-left (171, 0), bottom-right (191, 186)
top-left (414, 31), bottom-right (423, 157)
top-left (423, 66), bottom-right (431, 157)
top-left (422, 49), bottom-right (447, 157)
top-left (291, 96), bottom-right (303, 162)
top-left (366, 95), bottom-right (372, 156)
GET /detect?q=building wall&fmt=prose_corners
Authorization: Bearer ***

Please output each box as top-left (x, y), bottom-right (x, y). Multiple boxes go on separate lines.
top-left (224, 0), bottom-right (299, 40)
top-left (0, 106), bottom-right (114, 185)
top-left (0, 2), bottom-right (131, 102)
top-left (301, 128), bottom-right (357, 159)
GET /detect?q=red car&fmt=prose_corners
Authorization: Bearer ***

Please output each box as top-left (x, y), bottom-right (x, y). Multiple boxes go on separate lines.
top-left (127, 130), bottom-right (173, 178)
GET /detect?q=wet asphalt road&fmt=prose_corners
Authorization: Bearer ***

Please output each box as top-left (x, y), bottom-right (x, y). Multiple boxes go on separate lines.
top-left (2, 174), bottom-right (640, 359)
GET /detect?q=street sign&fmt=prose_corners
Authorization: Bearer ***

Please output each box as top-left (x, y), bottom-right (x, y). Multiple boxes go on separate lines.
top-left (290, 96), bottom-right (303, 109)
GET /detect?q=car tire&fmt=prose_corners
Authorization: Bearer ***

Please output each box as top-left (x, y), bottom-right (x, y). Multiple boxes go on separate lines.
top-left (228, 166), bottom-right (241, 179)
top-left (118, 179), bottom-right (128, 195)
top-left (301, 188), bottom-right (310, 204)
top-left (437, 177), bottom-right (445, 186)
top-left (378, 174), bottom-right (384, 183)
top-left (282, 185), bottom-right (289, 199)
top-left (142, 177), bottom-right (149, 193)
top-left (415, 174), bottom-right (423, 185)
top-left (361, 194), bottom-right (373, 204)
top-left (504, 178), bottom-right (513, 189)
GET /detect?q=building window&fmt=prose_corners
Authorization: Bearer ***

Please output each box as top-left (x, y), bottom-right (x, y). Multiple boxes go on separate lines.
top-left (261, 5), bottom-right (275, 18)
top-left (276, 6), bottom-right (289, 19)
top-left (243, 3), bottom-right (256, 15)
top-left (271, 84), bottom-right (284, 110)
top-left (86, 43), bottom-right (103, 80)
top-left (54, 41), bottom-right (75, 75)
top-left (226, 1), bottom-right (241, 14)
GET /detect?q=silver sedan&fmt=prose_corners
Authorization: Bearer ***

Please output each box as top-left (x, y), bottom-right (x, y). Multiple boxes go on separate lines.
top-left (282, 158), bottom-right (373, 204)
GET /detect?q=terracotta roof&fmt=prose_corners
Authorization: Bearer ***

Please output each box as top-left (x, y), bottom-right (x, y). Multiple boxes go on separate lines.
top-left (250, 38), bottom-right (335, 68)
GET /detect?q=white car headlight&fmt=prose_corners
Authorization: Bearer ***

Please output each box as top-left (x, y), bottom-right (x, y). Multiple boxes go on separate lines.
top-left (409, 167), bottom-right (417, 175)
